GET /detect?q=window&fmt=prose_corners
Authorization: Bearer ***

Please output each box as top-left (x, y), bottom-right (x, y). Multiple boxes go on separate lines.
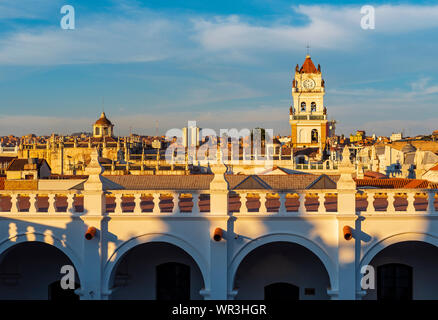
top-left (103, 127), bottom-right (108, 136)
top-left (264, 283), bottom-right (299, 300)
top-left (95, 127), bottom-right (100, 136)
top-left (300, 102), bottom-right (306, 111)
top-left (311, 102), bottom-right (316, 112)
top-left (156, 262), bottom-right (190, 300)
top-left (377, 263), bottom-right (413, 300)
top-left (311, 129), bottom-right (318, 143)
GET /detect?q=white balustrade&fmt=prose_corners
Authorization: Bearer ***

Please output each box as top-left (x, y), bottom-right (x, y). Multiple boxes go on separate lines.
top-left (114, 194), bottom-right (123, 214)
top-left (66, 194), bottom-right (75, 213)
top-left (48, 194), bottom-right (56, 213)
top-left (259, 193), bottom-right (267, 214)
top-left (428, 191), bottom-right (436, 213)
top-left (192, 193), bottom-right (199, 214)
top-left (29, 194), bottom-right (38, 212)
top-left (133, 194), bottom-right (142, 214)
top-left (239, 193), bottom-right (248, 214)
top-left (387, 192), bottom-right (395, 212)
top-left (152, 193), bottom-right (161, 214)
top-left (172, 193), bottom-right (179, 214)
top-left (279, 193), bottom-right (287, 214)
top-left (10, 194), bottom-right (19, 213)
top-left (318, 193), bottom-right (326, 214)
top-left (406, 193), bottom-right (416, 212)
top-left (365, 193), bottom-right (375, 214)
top-left (298, 193), bottom-right (306, 214)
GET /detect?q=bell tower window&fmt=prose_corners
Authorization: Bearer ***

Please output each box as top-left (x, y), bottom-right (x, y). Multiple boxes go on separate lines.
top-left (311, 129), bottom-right (318, 143)
top-left (311, 102), bottom-right (316, 112)
top-left (300, 102), bottom-right (306, 112)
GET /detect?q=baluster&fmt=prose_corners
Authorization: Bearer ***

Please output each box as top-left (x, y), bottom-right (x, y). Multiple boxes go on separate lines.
top-left (298, 193), bottom-right (306, 214)
top-left (239, 193), bottom-right (248, 214)
top-left (318, 192), bottom-right (326, 213)
top-left (278, 193), bottom-right (287, 214)
top-left (114, 194), bottom-right (123, 214)
top-left (66, 194), bottom-right (75, 213)
top-left (386, 192), bottom-right (395, 212)
top-left (10, 194), bottom-right (19, 213)
top-left (366, 193), bottom-right (374, 213)
top-left (259, 193), bottom-right (267, 213)
top-left (153, 193), bottom-right (161, 214)
top-left (29, 193), bottom-right (38, 212)
top-left (406, 192), bottom-right (415, 212)
top-left (134, 194), bottom-right (142, 214)
top-left (172, 193), bottom-right (179, 214)
top-left (427, 191), bottom-right (436, 213)
top-left (48, 194), bottom-right (56, 213)
top-left (192, 193), bottom-right (199, 213)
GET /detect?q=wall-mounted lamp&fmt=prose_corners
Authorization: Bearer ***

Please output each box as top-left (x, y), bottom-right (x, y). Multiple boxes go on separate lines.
top-left (85, 227), bottom-right (97, 240)
top-left (213, 228), bottom-right (224, 242)
top-left (343, 226), bottom-right (353, 240)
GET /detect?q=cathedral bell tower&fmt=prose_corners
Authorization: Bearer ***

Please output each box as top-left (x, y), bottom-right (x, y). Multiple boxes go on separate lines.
top-left (289, 55), bottom-right (333, 149)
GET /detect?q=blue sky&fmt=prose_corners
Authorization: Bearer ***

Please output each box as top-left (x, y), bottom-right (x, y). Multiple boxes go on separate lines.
top-left (0, 0), bottom-right (438, 137)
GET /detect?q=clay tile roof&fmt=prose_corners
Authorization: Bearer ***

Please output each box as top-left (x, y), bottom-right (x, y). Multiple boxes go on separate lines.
top-left (355, 178), bottom-right (428, 189)
top-left (404, 179), bottom-right (428, 189)
top-left (6, 158), bottom-right (46, 171)
top-left (300, 55), bottom-right (318, 73)
top-left (363, 171), bottom-right (387, 179)
top-left (94, 112), bottom-right (113, 126)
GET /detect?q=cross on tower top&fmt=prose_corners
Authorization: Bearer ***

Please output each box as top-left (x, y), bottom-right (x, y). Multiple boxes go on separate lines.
top-left (306, 43), bottom-right (311, 57)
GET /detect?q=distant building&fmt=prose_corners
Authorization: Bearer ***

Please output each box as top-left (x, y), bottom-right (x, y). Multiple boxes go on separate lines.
top-left (182, 121), bottom-right (201, 148)
top-left (390, 132), bottom-right (403, 142)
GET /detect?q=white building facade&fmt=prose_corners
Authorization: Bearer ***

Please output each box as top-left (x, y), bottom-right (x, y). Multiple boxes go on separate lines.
top-left (0, 149), bottom-right (438, 300)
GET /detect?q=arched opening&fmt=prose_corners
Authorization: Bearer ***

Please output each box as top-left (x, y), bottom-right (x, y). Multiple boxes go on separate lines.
top-left (311, 102), bottom-right (316, 112)
top-left (233, 242), bottom-right (330, 300)
top-left (95, 127), bottom-right (100, 136)
top-left (109, 242), bottom-right (204, 300)
top-left (0, 242), bottom-right (80, 300)
top-left (300, 102), bottom-right (306, 112)
top-left (264, 282), bottom-right (299, 300)
top-left (156, 262), bottom-right (190, 300)
top-left (363, 241), bottom-right (438, 300)
top-left (311, 129), bottom-right (318, 143)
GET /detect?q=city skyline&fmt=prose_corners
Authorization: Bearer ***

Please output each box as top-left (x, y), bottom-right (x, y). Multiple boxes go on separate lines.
top-left (0, 0), bottom-right (437, 137)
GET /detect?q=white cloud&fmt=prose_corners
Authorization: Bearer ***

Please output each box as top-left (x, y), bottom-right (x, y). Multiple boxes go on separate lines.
top-left (0, 10), bottom-right (185, 65)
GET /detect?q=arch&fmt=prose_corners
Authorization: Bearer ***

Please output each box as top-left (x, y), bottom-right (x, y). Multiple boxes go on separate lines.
top-left (360, 232), bottom-right (438, 270)
top-left (0, 232), bottom-right (83, 283)
top-left (311, 102), bottom-right (316, 112)
top-left (300, 102), bottom-right (306, 111)
top-left (229, 233), bottom-right (336, 292)
top-left (102, 233), bottom-right (209, 295)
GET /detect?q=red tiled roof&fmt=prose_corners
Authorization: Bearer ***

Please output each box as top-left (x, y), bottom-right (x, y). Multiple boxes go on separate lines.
top-left (300, 55), bottom-right (318, 73)
top-left (105, 174), bottom-right (341, 191)
top-left (355, 178), bottom-right (429, 189)
top-left (363, 171), bottom-right (387, 179)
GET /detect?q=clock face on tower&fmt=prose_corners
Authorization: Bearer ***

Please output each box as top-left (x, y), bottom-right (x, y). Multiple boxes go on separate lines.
top-left (302, 79), bottom-right (315, 90)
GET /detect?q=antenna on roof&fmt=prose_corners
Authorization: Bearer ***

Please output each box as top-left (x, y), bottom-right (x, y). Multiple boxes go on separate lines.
top-left (306, 42), bottom-right (311, 56)
top-left (102, 97), bottom-right (104, 113)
